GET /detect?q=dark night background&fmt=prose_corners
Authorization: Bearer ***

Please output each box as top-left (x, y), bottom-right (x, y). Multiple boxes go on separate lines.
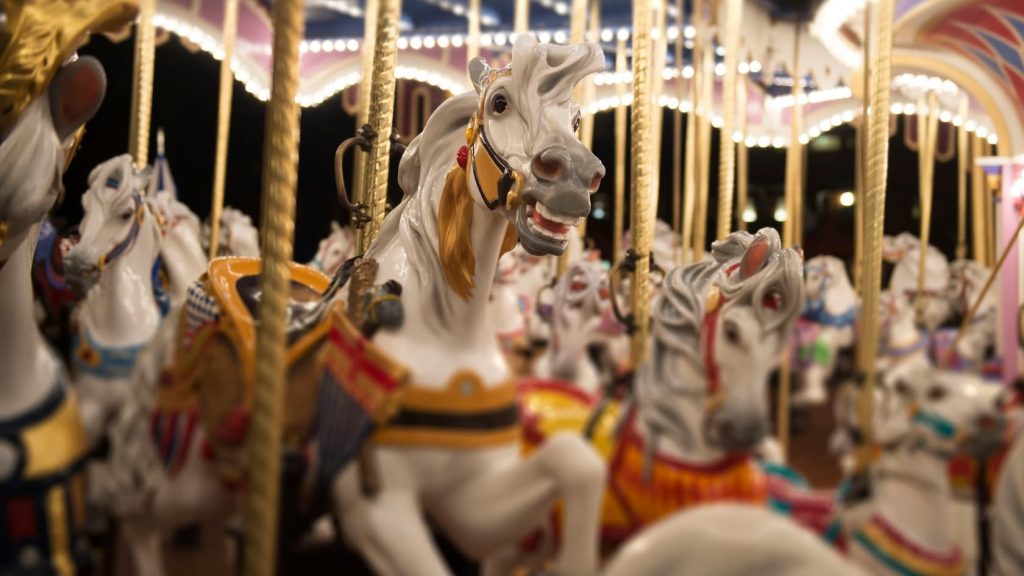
top-left (62, 33), bottom-right (978, 266)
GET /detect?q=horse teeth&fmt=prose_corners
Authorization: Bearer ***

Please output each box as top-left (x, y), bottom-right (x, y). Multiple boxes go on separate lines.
top-left (527, 215), bottom-right (566, 240)
top-left (536, 203), bottom-right (576, 225)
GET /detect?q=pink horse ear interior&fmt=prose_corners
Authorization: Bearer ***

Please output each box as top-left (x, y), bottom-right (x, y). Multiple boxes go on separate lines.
top-left (49, 56), bottom-right (107, 142)
top-left (741, 238), bottom-right (770, 279)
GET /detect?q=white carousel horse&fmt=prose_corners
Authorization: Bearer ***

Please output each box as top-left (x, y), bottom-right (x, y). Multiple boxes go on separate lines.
top-left (625, 219), bottom-right (680, 270)
top-left (944, 259), bottom-right (997, 367)
top-left (65, 154), bottom-right (166, 447)
top-left (0, 36), bottom-right (126, 574)
top-left (145, 143), bottom-right (208, 306)
top-left (307, 220), bottom-right (355, 276)
top-left (883, 232), bottom-right (952, 331)
top-left (994, 424), bottom-right (1024, 575)
top-left (792, 255), bottom-right (858, 406)
top-left (329, 36), bottom-right (610, 576)
top-left (837, 366), bottom-right (1006, 576)
top-left (602, 503), bottom-right (866, 576)
top-left (532, 258), bottom-right (612, 393)
top-left (518, 228), bottom-right (807, 554)
top-left (489, 251), bottom-right (530, 374)
top-left (513, 244), bottom-right (558, 345)
top-left (877, 290), bottom-right (931, 380)
top-left (202, 206), bottom-right (260, 258)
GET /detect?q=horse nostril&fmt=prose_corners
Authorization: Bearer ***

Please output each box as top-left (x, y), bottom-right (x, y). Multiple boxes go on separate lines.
top-left (718, 420), bottom-right (735, 442)
top-left (588, 172), bottom-right (602, 192)
top-left (532, 156), bottom-right (565, 181)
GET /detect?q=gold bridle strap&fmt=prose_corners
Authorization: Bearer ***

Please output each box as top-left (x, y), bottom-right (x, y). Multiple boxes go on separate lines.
top-left (466, 70), bottom-right (523, 211)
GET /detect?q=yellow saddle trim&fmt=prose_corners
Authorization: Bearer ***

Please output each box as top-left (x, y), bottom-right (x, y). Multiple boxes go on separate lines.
top-left (21, 389), bottom-right (88, 480)
top-left (207, 257), bottom-right (331, 385)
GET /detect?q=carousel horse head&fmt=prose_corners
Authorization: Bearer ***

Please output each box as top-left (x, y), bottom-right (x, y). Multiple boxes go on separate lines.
top-left (876, 366), bottom-right (1006, 459)
top-left (203, 206), bottom-right (260, 258)
top-left (881, 232), bottom-right (919, 263)
top-left (65, 154), bottom-right (154, 291)
top-left (309, 220), bottom-right (354, 275)
top-left (883, 233), bottom-right (952, 330)
top-left (464, 35), bottom-right (605, 255)
top-left (948, 259), bottom-right (993, 316)
top-left (804, 255), bottom-right (855, 309)
top-left (638, 228), bottom-right (804, 454)
top-left (0, 56), bottom-right (108, 261)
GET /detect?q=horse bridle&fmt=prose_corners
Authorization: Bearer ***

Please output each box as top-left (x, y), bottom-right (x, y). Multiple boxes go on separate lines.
top-left (96, 191), bottom-right (145, 272)
top-left (466, 69), bottom-right (524, 211)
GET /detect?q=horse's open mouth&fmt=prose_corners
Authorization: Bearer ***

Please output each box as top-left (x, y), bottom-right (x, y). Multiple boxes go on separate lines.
top-left (515, 199), bottom-right (582, 255)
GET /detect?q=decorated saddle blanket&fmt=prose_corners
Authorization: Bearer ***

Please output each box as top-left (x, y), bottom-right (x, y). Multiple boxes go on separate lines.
top-left (0, 378), bottom-right (89, 576)
top-left (519, 380), bottom-right (769, 546)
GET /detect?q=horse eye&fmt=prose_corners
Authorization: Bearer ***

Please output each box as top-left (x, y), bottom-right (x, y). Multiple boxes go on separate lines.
top-left (894, 380), bottom-right (912, 397)
top-left (927, 386), bottom-right (947, 402)
top-left (120, 211), bottom-right (133, 221)
top-left (723, 320), bottom-right (741, 345)
top-left (492, 94), bottom-right (508, 114)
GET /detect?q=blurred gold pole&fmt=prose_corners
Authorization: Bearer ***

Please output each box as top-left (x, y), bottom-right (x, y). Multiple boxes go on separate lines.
top-left (681, 6), bottom-right (701, 265)
top-left (467, 0), bottom-right (480, 60)
top-left (956, 95), bottom-right (968, 261)
top-left (358, 0), bottom-right (404, 252)
top-left (630, 0), bottom-right (654, 366)
top-left (985, 153), bottom-right (997, 265)
top-left (558, 0), bottom-right (589, 276)
top-left (614, 39), bottom-right (628, 263)
top-left (857, 0), bottom-right (894, 467)
top-left (208, 0), bottom-right (239, 259)
top-left (514, 0), bottom-right (530, 35)
top-left (854, 118), bottom-right (864, 294)
top-left (716, 0), bottom-right (742, 240)
top-left (577, 0), bottom-right (600, 239)
top-left (914, 92), bottom-right (938, 325)
top-left (352, 0), bottom-right (379, 206)
top-left (782, 25), bottom-right (801, 249)
top-left (128, 0), bottom-right (156, 168)
top-left (246, 0), bottom-right (304, 574)
top-left (671, 0), bottom-right (684, 258)
top-left (736, 69), bottom-right (748, 232)
top-left (971, 135), bottom-right (987, 264)
top-left (693, 28), bottom-right (713, 261)
top-left (649, 0), bottom-right (667, 222)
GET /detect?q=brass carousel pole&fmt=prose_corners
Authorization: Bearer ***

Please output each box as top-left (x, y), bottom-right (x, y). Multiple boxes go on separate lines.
top-left (630, 0), bottom-right (654, 365)
top-left (956, 95), bottom-right (968, 261)
top-left (680, 2), bottom-right (702, 264)
top-left (467, 0), bottom-right (480, 61)
top-left (716, 0), bottom-right (742, 240)
top-left (914, 91), bottom-right (939, 325)
top-left (971, 134), bottom-right (988, 265)
top-left (514, 0), bottom-right (530, 35)
top-left (577, 0), bottom-right (600, 239)
top-left (736, 63), bottom-right (748, 232)
top-left (672, 0), bottom-right (684, 255)
top-left (208, 0), bottom-right (240, 259)
top-left (614, 38), bottom-right (628, 263)
top-left (352, 0), bottom-right (379, 207)
top-left (128, 0), bottom-right (156, 168)
top-left (649, 0), bottom-right (668, 222)
top-left (854, 2), bottom-right (871, 296)
top-left (558, 0), bottom-right (588, 276)
top-left (777, 22), bottom-right (802, 455)
top-left (246, 0), bottom-right (305, 573)
top-left (359, 0), bottom-right (404, 251)
top-left (693, 16), bottom-right (713, 260)
top-left (857, 0), bottom-right (895, 467)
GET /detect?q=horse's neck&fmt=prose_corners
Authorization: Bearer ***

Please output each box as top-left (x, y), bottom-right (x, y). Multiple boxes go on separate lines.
top-left (80, 215), bottom-right (161, 347)
top-left (0, 227), bottom-right (61, 418)
top-left (888, 313), bottom-right (920, 348)
top-left (160, 219), bottom-right (207, 304)
top-left (871, 450), bottom-right (953, 553)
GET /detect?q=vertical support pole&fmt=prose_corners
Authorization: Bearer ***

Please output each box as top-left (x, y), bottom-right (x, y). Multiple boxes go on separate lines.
top-left (782, 25), bottom-right (801, 249)
top-left (577, 0), bottom-right (600, 239)
top-left (630, 0), bottom-right (654, 366)
top-left (614, 39), bottom-right (628, 263)
top-left (716, 0), bottom-right (742, 240)
top-left (359, 0), bottom-right (404, 252)
top-left (854, 118), bottom-right (865, 294)
top-left (514, 0), bottom-right (530, 35)
top-left (649, 0), bottom-right (668, 222)
top-left (680, 4), bottom-right (701, 264)
top-left (736, 70), bottom-right (748, 232)
top-left (857, 0), bottom-right (895, 468)
top-left (352, 0), bottom-right (379, 209)
top-left (956, 95), bottom-right (968, 261)
top-left (128, 0), bottom-right (156, 168)
top-left (208, 0), bottom-right (239, 259)
top-left (246, 1), bottom-right (305, 573)
top-left (467, 0), bottom-right (480, 61)
top-left (971, 135), bottom-right (988, 265)
top-left (671, 0), bottom-right (684, 253)
top-left (915, 91), bottom-right (939, 324)
top-left (693, 29), bottom-right (713, 260)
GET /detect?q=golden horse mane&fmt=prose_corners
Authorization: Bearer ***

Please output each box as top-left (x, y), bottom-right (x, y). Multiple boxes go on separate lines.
top-left (437, 164), bottom-right (517, 300)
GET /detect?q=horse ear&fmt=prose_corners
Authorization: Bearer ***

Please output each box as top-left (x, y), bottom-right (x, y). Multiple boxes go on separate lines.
top-left (331, 220), bottom-right (341, 233)
top-left (740, 237), bottom-right (771, 279)
top-left (49, 56), bottom-right (107, 142)
top-left (468, 57), bottom-right (490, 94)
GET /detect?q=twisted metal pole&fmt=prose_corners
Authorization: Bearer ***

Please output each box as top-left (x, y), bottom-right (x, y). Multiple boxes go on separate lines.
top-left (630, 0), bottom-right (653, 365)
top-left (246, 0), bottom-right (305, 573)
top-left (358, 0), bottom-right (403, 252)
top-left (514, 0), bottom-right (530, 34)
top-left (915, 91), bottom-right (939, 325)
top-left (736, 67), bottom-right (748, 232)
top-left (671, 0), bottom-right (684, 252)
top-left (857, 0), bottom-right (895, 466)
top-left (128, 0), bottom-right (156, 168)
top-left (716, 0), bottom-right (742, 240)
top-left (782, 24), bottom-right (802, 249)
top-left (956, 94), bottom-right (968, 261)
top-left (577, 0), bottom-right (600, 240)
top-left (208, 0), bottom-right (239, 259)
top-left (351, 0), bottom-right (379, 209)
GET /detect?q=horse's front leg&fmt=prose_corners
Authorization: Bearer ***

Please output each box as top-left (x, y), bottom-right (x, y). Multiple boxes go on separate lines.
top-left (433, 434), bottom-right (606, 576)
